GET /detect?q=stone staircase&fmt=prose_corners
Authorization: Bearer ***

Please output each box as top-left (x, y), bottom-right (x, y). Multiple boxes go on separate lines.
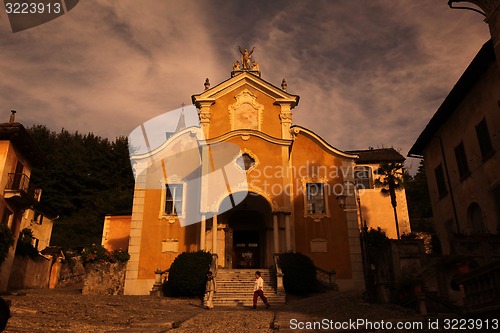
top-left (210, 269), bottom-right (286, 307)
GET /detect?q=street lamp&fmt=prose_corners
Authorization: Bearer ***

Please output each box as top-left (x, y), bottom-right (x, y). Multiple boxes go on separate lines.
top-left (335, 181), bottom-right (363, 228)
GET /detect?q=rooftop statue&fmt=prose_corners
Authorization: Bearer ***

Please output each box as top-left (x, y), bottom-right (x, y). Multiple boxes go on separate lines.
top-left (238, 45), bottom-right (255, 70)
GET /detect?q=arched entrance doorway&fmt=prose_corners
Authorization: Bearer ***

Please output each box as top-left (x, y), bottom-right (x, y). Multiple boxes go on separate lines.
top-left (218, 192), bottom-right (272, 269)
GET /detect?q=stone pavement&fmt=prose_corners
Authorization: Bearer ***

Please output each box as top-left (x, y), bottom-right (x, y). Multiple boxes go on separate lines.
top-left (1, 288), bottom-right (460, 332)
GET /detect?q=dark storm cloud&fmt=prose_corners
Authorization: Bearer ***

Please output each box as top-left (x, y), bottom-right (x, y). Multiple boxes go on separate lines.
top-left (0, 0), bottom-right (490, 171)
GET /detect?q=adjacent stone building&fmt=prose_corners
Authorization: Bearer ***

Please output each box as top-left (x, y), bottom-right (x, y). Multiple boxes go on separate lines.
top-left (347, 148), bottom-right (411, 239)
top-left (0, 112), bottom-right (55, 292)
top-left (409, 39), bottom-right (500, 257)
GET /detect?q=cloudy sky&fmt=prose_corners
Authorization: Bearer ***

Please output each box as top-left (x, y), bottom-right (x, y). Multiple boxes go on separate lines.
top-left (0, 0), bottom-right (490, 171)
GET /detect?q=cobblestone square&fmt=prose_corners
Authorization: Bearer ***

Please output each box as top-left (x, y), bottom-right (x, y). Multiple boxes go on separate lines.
top-left (1, 288), bottom-right (443, 333)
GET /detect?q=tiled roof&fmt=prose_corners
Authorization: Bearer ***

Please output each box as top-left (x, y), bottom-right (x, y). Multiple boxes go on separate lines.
top-left (346, 148), bottom-right (405, 164)
top-left (0, 122), bottom-right (46, 167)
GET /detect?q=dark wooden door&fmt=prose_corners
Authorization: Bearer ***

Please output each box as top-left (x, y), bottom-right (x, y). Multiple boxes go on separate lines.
top-left (233, 230), bottom-right (260, 268)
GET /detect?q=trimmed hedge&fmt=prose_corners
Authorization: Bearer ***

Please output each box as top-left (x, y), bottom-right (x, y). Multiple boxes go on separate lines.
top-left (163, 251), bottom-right (212, 297)
top-left (278, 252), bottom-right (317, 294)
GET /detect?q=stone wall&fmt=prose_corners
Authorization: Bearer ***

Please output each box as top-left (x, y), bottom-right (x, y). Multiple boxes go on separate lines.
top-left (56, 256), bottom-right (85, 289)
top-left (82, 261), bottom-right (127, 295)
top-left (8, 255), bottom-right (51, 290)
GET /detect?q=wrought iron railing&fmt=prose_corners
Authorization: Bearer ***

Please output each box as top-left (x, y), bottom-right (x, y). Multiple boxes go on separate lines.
top-left (210, 253), bottom-right (218, 277)
top-left (5, 172), bottom-right (40, 201)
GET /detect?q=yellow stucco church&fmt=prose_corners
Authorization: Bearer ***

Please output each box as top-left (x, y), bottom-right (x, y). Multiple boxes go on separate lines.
top-left (102, 51), bottom-right (410, 295)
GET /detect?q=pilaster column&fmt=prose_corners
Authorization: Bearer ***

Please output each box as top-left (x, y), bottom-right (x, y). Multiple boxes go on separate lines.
top-left (197, 100), bottom-right (215, 138)
top-left (212, 215), bottom-right (218, 255)
top-left (278, 104), bottom-right (293, 139)
top-left (273, 213), bottom-right (280, 254)
top-left (285, 213), bottom-right (292, 252)
top-left (200, 214), bottom-right (206, 250)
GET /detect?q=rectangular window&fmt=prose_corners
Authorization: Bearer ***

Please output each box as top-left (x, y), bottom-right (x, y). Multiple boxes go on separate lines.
top-left (475, 118), bottom-right (494, 161)
top-left (165, 184), bottom-right (183, 215)
top-left (33, 211), bottom-right (43, 225)
top-left (434, 164), bottom-right (448, 198)
top-left (454, 142), bottom-right (470, 180)
top-left (31, 238), bottom-right (39, 250)
top-left (1, 209), bottom-right (13, 229)
top-left (354, 166), bottom-right (372, 189)
top-left (306, 183), bottom-right (326, 214)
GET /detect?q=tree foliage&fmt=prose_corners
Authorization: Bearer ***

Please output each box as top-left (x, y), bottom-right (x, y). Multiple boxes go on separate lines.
top-left (375, 162), bottom-right (406, 239)
top-left (0, 224), bottom-right (14, 264)
top-left (27, 125), bottom-right (134, 248)
top-left (15, 228), bottom-right (39, 258)
top-left (405, 160), bottom-right (433, 232)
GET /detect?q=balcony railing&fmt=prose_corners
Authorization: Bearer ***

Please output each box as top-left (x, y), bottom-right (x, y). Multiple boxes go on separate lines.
top-left (4, 172), bottom-right (40, 203)
top-left (453, 260), bottom-right (500, 315)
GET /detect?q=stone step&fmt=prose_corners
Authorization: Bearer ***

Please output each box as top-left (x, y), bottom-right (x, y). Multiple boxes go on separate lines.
top-left (216, 281), bottom-right (275, 285)
top-left (213, 294), bottom-right (284, 299)
top-left (216, 285), bottom-right (276, 289)
top-left (217, 282), bottom-right (276, 291)
top-left (216, 287), bottom-right (276, 290)
top-left (216, 292), bottom-right (275, 296)
top-left (208, 268), bottom-right (284, 306)
top-left (216, 277), bottom-right (273, 284)
top-left (213, 295), bottom-right (286, 301)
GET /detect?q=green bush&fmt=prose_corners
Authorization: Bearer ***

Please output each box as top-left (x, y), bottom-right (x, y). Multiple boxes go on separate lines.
top-left (81, 244), bottom-right (130, 266)
top-left (0, 224), bottom-right (14, 264)
top-left (278, 252), bottom-right (317, 294)
top-left (110, 249), bottom-right (131, 262)
top-left (363, 227), bottom-right (389, 250)
top-left (163, 251), bottom-right (212, 297)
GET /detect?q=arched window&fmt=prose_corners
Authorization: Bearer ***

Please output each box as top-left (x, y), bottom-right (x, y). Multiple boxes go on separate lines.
top-left (466, 202), bottom-right (486, 234)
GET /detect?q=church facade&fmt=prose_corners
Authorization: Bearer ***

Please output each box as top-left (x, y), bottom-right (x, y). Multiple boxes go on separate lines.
top-left (104, 53), bottom-right (409, 295)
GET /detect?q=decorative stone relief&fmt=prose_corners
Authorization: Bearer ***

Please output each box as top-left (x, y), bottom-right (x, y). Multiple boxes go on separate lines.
top-left (228, 89), bottom-right (264, 131)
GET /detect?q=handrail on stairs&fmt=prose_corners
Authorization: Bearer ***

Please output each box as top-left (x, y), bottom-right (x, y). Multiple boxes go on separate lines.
top-left (210, 253), bottom-right (218, 277)
top-left (273, 254), bottom-right (285, 294)
top-left (316, 266), bottom-right (338, 290)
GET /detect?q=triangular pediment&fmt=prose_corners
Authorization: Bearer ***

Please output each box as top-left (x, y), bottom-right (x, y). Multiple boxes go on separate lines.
top-left (192, 72), bottom-right (299, 108)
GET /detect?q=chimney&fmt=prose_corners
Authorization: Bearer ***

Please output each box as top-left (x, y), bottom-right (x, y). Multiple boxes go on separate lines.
top-left (9, 110), bottom-right (16, 123)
